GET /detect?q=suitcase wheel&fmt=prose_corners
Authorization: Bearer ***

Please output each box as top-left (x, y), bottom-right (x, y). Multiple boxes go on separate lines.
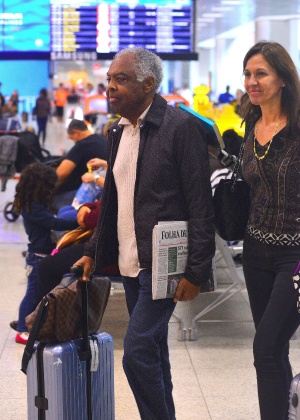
top-left (292, 393), bottom-right (299, 408)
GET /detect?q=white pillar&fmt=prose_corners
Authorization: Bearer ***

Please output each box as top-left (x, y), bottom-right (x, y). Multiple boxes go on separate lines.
top-left (287, 18), bottom-right (300, 70)
top-left (215, 38), bottom-right (229, 100)
top-left (255, 16), bottom-right (300, 69)
top-left (255, 18), bottom-right (272, 41)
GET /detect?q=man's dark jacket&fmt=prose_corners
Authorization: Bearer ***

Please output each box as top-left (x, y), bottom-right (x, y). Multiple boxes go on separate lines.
top-left (84, 94), bottom-right (215, 286)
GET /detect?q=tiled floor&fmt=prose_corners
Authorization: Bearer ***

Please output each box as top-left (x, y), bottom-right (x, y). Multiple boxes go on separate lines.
top-left (1, 120), bottom-right (300, 420)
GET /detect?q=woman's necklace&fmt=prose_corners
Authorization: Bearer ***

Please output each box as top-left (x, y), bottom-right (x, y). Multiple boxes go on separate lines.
top-left (253, 118), bottom-right (280, 160)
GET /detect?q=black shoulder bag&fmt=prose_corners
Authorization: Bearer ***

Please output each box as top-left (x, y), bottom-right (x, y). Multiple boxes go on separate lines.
top-left (213, 139), bottom-right (250, 241)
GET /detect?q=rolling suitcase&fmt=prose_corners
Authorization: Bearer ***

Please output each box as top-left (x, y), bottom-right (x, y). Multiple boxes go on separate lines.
top-left (25, 331), bottom-right (114, 420)
top-left (289, 373), bottom-right (300, 419)
top-left (22, 267), bottom-right (114, 420)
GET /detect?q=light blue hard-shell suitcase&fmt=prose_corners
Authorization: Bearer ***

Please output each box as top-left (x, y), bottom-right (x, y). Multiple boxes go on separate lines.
top-left (26, 331), bottom-right (114, 420)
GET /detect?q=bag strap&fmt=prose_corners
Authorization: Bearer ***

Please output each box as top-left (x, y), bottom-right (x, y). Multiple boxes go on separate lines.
top-left (230, 140), bottom-right (246, 192)
top-left (36, 343), bottom-right (48, 420)
top-left (21, 297), bottom-right (49, 374)
top-left (230, 119), bottom-right (256, 192)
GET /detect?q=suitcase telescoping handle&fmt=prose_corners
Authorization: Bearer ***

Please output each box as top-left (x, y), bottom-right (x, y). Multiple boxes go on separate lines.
top-left (70, 265), bottom-right (89, 350)
top-left (70, 265), bottom-right (93, 420)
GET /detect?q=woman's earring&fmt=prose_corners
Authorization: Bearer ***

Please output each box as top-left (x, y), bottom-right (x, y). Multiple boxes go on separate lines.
top-left (282, 83), bottom-right (285, 87)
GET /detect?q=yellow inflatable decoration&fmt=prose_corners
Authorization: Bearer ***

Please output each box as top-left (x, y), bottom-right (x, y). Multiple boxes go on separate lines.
top-left (192, 84), bottom-right (245, 137)
top-left (193, 84), bottom-right (211, 109)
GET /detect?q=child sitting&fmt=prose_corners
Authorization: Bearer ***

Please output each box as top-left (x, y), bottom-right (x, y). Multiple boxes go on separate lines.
top-left (12, 162), bottom-right (78, 344)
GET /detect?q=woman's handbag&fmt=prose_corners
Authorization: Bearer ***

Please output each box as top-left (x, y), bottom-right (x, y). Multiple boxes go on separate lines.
top-left (25, 272), bottom-right (111, 344)
top-left (213, 141), bottom-right (250, 241)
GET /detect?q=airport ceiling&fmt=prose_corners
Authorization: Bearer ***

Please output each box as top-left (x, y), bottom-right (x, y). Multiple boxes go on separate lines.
top-left (196, 0), bottom-right (300, 45)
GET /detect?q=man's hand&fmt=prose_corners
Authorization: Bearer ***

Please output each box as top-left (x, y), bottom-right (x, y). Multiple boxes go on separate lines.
top-left (174, 277), bottom-right (201, 302)
top-left (72, 256), bottom-right (95, 282)
top-left (77, 205), bottom-right (91, 228)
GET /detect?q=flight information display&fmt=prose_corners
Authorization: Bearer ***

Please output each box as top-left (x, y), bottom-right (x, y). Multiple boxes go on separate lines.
top-left (50, 0), bottom-right (194, 61)
top-left (50, 2), bottom-right (98, 61)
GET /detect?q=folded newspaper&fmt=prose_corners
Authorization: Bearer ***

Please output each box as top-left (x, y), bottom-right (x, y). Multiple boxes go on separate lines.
top-left (152, 221), bottom-right (215, 300)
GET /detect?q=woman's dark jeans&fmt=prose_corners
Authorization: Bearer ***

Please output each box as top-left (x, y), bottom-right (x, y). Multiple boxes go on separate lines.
top-left (243, 233), bottom-right (300, 420)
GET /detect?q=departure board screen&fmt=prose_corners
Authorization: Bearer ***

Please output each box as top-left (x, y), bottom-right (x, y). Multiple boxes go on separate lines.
top-left (50, 0), bottom-right (195, 61)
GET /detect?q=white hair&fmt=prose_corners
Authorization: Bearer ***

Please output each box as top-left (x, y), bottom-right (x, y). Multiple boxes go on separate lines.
top-left (114, 47), bottom-right (163, 93)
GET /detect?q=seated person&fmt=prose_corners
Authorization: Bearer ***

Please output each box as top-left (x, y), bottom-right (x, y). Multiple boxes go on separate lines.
top-left (53, 119), bottom-right (107, 211)
top-left (9, 162), bottom-right (79, 342)
top-left (57, 157), bottom-right (107, 222)
top-left (10, 199), bottom-right (107, 332)
top-left (37, 200), bottom-right (101, 301)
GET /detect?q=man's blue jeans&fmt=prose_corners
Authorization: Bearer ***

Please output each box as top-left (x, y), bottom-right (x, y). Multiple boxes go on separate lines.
top-left (122, 269), bottom-right (177, 420)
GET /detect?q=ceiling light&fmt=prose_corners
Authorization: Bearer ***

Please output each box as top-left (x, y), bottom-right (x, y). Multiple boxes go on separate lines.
top-left (211, 7), bottom-right (233, 12)
top-left (221, 1), bottom-right (244, 5)
top-left (198, 18), bottom-right (215, 22)
top-left (202, 13), bottom-right (223, 18)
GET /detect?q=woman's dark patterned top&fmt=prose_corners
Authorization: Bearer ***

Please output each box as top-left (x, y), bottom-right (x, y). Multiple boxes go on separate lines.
top-left (242, 127), bottom-right (300, 245)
